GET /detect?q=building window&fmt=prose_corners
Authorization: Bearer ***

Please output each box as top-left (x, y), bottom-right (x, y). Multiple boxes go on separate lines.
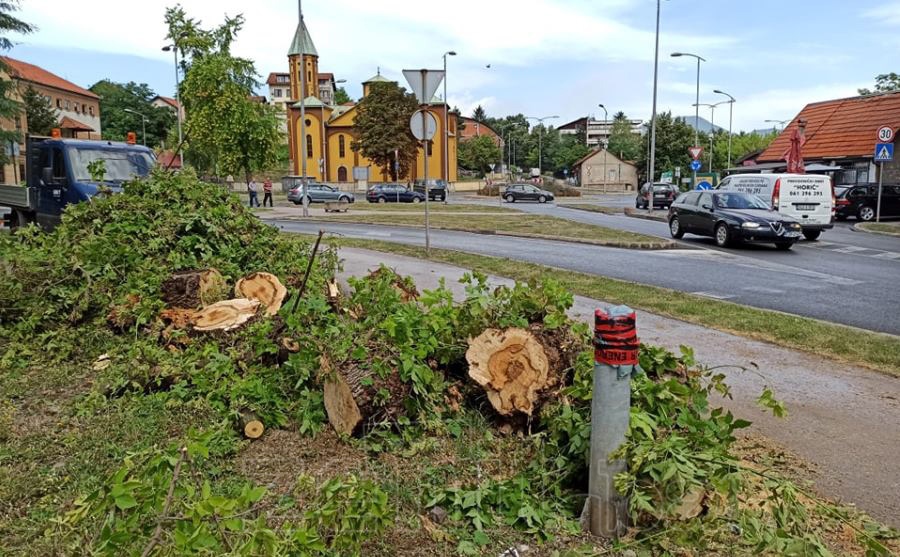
top-left (307, 70), bottom-right (311, 83)
top-left (74, 104), bottom-right (79, 113)
top-left (339, 135), bottom-right (345, 157)
top-left (56, 98), bottom-right (61, 108)
top-left (306, 134), bottom-right (313, 158)
top-left (426, 141), bottom-right (433, 156)
top-left (89, 106), bottom-right (94, 117)
top-left (274, 88), bottom-right (282, 98)
top-left (65, 100), bottom-right (70, 110)
top-left (82, 104), bottom-right (86, 113)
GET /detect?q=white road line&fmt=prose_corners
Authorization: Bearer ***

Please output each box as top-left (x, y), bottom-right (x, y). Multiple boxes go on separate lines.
top-left (742, 286), bottom-right (786, 294)
top-left (832, 246), bottom-right (869, 253)
top-left (691, 291), bottom-right (736, 300)
top-left (872, 252), bottom-right (900, 260)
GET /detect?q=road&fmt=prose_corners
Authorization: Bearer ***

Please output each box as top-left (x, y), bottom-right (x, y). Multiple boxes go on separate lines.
top-left (266, 214), bottom-right (900, 334)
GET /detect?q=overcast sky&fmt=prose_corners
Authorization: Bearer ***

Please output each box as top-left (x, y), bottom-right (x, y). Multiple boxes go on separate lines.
top-left (8, 0), bottom-right (900, 132)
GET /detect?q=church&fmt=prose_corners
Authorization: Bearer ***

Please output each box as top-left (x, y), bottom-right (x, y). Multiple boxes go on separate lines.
top-left (285, 16), bottom-right (458, 183)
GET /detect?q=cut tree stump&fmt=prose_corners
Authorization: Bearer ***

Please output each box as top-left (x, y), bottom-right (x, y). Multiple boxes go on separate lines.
top-left (466, 326), bottom-right (568, 417)
top-left (161, 269), bottom-right (226, 309)
top-left (235, 272), bottom-right (287, 316)
top-left (240, 411), bottom-right (265, 439)
top-left (193, 298), bottom-right (260, 332)
top-left (326, 279), bottom-right (342, 311)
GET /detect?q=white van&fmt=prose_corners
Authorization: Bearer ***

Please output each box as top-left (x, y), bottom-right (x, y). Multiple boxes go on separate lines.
top-left (717, 173), bottom-right (833, 240)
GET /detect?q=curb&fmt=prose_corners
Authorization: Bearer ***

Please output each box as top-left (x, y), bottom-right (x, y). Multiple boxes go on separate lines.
top-left (851, 222), bottom-right (900, 237)
top-left (556, 204), bottom-right (624, 215)
top-left (623, 208), bottom-right (668, 222)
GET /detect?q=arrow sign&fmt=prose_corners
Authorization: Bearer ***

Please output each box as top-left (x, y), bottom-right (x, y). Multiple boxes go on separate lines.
top-left (688, 146), bottom-right (703, 160)
top-left (402, 69), bottom-right (445, 105)
top-left (690, 159), bottom-right (702, 172)
top-left (874, 142), bottom-right (894, 162)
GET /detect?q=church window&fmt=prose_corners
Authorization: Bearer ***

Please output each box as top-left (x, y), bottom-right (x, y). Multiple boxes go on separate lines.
top-left (306, 135), bottom-right (313, 158)
top-left (339, 135), bottom-right (345, 157)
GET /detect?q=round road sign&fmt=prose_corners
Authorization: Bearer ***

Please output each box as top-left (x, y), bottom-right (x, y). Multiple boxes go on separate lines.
top-left (410, 110), bottom-right (437, 141)
top-left (877, 125), bottom-right (894, 143)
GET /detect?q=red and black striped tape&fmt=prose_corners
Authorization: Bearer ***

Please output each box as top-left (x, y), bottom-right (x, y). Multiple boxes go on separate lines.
top-left (594, 308), bottom-right (639, 366)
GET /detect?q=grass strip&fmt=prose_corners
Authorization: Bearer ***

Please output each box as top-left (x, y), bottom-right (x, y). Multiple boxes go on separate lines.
top-left (855, 222), bottom-right (900, 237)
top-left (310, 235), bottom-right (900, 377)
top-left (556, 203), bottom-right (623, 214)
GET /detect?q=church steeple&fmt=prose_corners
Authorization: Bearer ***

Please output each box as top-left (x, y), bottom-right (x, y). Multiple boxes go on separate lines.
top-left (288, 17), bottom-right (318, 57)
top-left (287, 15), bottom-right (319, 101)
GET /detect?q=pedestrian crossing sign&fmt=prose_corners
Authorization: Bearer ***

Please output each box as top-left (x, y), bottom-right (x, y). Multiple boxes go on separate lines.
top-left (874, 142), bottom-right (894, 162)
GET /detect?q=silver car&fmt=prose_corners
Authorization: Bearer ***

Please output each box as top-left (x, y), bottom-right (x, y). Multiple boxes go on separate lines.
top-left (286, 180), bottom-right (355, 204)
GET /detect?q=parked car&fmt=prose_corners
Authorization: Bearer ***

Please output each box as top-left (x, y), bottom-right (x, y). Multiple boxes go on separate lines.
top-left (286, 181), bottom-right (355, 205)
top-left (503, 183), bottom-right (554, 203)
top-left (834, 183), bottom-right (900, 221)
top-left (366, 183), bottom-right (425, 203)
top-left (636, 183), bottom-right (678, 209)
top-left (412, 179), bottom-right (448, 201)
top-left (716, 173), bottom-right (832, 240)
top-left (668, 191), bottom-right (803, 249)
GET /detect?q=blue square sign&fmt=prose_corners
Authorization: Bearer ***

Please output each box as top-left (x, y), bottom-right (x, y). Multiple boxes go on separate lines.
top-left (875, 142), bottom-right (894, 162)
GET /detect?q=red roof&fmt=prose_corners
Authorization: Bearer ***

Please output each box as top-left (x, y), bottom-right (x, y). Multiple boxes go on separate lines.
top-left (3, 57), bottom-right (98, 99)
top-left (459, 117), bottom-right (501, 142)
top-left (758, 91), bottom-right (900, 162)
top-left (153, 95), bottom-right (180, 110)
top-left (266, 72), bottom-right (289, 86)
top-left (157, 151), bottom-right (182, 169)
top-left (318, 72), bottom-right (334, 82)
top-left (58, 116), bottom-right (94, 131)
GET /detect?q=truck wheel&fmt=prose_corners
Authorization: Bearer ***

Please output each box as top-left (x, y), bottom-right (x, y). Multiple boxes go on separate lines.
top-left (10, 209), bottom-right (34, 230)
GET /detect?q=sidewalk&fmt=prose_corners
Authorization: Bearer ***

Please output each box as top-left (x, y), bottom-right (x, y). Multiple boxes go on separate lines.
top-left (336, 247), bottom-right (900, 526)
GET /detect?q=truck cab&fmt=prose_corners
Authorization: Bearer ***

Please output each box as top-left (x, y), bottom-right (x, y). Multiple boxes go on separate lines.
top-left (2, 136), bottom-right (155, 230)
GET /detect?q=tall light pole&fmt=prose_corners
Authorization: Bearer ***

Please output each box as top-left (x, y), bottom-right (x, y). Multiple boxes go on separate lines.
top-left (442, 51), bottom-right (456, 187)
top-left (647, 0), bottom-right (662, 214)
top-left (322, 78), bottom-right (346, 182)
top-left (598, 103), bottom-right (608, 191)
top-left (693, 101), bottom-right (727, 172)
top-left (765, 119), bottom-right (789, 132)
top-left (526, 115), bottom-right (558, 178)
top-left (713, 89), bottom-right (735, 168)
top-left (123, 108), bottom-right (147, 145)
top-left (671, 51), bottom-right (705, 187)
top-left (161, 41), bottom-right (183, 147)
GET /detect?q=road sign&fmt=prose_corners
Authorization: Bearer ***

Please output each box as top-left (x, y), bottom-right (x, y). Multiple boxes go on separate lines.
top-left (690, 159), bottom-right (702, 172)
top-left (689, 146), bottom-right (703, 160)
top-left (874, 142), bottom-right (894, 162)
top-left (675, 166), bottom-right (681, 178)
top-left (695, 181), bottom-right (712, 190)
top-left (877, 125), bottom-right (894, 143)
top-left (402, 69), bottom-right (445, 104)
top-left (410, 110), bottom-right (437, 141)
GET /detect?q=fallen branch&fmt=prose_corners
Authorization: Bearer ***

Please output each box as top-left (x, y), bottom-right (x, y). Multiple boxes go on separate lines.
top-left (141, 446), bottom-right (188, 557)
top-left (290, 229), bottom-right (325, 314)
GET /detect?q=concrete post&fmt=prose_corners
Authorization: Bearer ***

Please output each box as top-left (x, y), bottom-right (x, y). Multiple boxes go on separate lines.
top-left (586, 305), bottom-right (639, 539)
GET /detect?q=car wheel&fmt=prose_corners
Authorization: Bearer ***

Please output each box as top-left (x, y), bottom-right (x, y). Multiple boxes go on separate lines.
top-left (715, 222), bottom-right (731, 247)
top-left (857, 205), bottom-right (875, 221)
top-left (339, 196), bottom-right (350, 203)
top-left (775, 241), bottom-right (794, 250)
top-left (440, 195), bottom-right (446, 202)
top-left (538, 195), bottom-right (547, 203)
top-left (377, 197), bottom-right (387, 203)
top-left (292, 201), bottom-right (301, 205)
top-left (802, 230), bottom-right (821, 241)
top-left (505, 194), bottom-right (515, 203)
top-left (412, 197), bottom-right (421, 204)
top-left (669, 216), bottom-right (684, 239)
top-left (635, 199), bottom-right (641, 208)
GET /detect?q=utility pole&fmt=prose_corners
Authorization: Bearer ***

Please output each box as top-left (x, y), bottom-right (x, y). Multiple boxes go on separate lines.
top-left (648, 0), bottom-right (662, 214)
top-left (714, 90), bottom-right (736, 168)
top-left (526, 115), bottom-right (558, 180)
top-left (598, 104), bottom-right (608, 192)
top-left (671, 51), bottom-right (706, 190)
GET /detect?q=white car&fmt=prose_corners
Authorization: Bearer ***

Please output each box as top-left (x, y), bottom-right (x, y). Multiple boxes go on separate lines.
top-left (716, 173), bottom-right (833, 241)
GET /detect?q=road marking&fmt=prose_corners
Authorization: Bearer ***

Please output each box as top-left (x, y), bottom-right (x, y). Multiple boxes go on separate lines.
top-left (742, 286), bottom-right (786, 294)
top-left (872, 252), bottom-right (900, 260)
top-left (691, 291), bottom-right (736, 300)
top-left (800, 242), bottom-right (900, 262)
top-left (364, 231), bottom-right (392, 237)
top-left (832, 246), bottom-right (869, 253)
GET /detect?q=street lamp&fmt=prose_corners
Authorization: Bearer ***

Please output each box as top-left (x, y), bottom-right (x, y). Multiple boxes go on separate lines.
top-left (713, 89), bottom-right (736, 168)
top-left (123, 108), bottom-right (147, 145)
top-left (598, 103), bottom-right (608, 191)
top-left (161, 38), bottom-right (185, 147)
top-left (525, 115), bottom-right (558, 178)
top-left (765, 119), bottom-right (789, 132)
top-left (322, 78), bottom-right (346, 182)
top-left (671, 51), bottom-right (705, 187)
top-left (693, 101), bottom-right (728, 172)
top-left (442, 51), bottom-right (456, 187)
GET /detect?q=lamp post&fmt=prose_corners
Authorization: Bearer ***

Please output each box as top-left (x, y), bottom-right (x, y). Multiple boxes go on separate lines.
top-left (525, 115), bottom-right (558, 179)
top-left (161, 42), bottom-right (183, 147)
top-left (442, 51), bottom-right (456, 188)
top-left (765, 119), bottom-right (789, 132)
top-left (646, 0), bottom-right (663, 215)
top-left (321, 78), bottom-right (346, 182)
top-left (713, 89), bottom-right (736, 168)
top-left (598, 103), bottom-right (608, 191)
top-left (123, 108), bottom-right (147, 145)
top-left (671, 51), bottom-right (705, 187)
top-left (693, 101), bottom-right (727, 172)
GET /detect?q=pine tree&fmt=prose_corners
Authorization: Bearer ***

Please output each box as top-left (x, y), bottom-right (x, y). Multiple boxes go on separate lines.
top-left (472, 105), bottom-right (487, 123)
top-left (23, 86), bottom-right (58, 135)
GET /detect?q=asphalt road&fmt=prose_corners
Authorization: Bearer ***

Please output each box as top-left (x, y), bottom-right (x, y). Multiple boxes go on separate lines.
top-left (267, 212), bottom-right (900, 334)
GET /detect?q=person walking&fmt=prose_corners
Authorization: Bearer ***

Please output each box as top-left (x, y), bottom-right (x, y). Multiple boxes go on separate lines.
top-left (262, 178), bottom-right (274, 207)
top-left (247, 179), bottom-right (260, 208)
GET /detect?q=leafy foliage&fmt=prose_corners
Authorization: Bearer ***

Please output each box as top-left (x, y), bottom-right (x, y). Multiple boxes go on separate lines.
top-left (88, 80), bottom-right (176, 147)
top-left (351, 81), bottom-right (419, 181)
top-left (606, 111), bottom-right (642, 162)
top-left (22, 85), bottom-right (58, 135)
top-left (333, 86), bottom-right (352, 105)
top-left (858, 72), bottom-right (900, 95)
top-left (457, 135), bottom-right (502, 174)
top-left (0, 0), bottom-right (34, 164)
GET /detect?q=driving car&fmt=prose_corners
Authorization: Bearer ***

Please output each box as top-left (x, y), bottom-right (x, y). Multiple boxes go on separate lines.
top-left (286, 181), bottom-right (355, 205)
top-left (668, 191), bottom-right (803, 249)
top-left (412, 179), bottom-right (448, 201)
top-left (834, 183), bottom-right (900, 221)
top-left (366, 183), bottom-right (426, 203)
top-left (503, 183), bottom-right (554, 203)
top-left (636, 183), bottom-right (678, 209)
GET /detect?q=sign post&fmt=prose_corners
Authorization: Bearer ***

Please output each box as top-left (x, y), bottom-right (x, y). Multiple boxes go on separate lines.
top-left (875, 125), bottom-right (895, 223)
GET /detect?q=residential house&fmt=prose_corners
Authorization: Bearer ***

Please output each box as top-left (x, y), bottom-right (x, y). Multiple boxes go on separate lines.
top-left (0, 66), bottom-right (26, 184)
top-left (559, 116), bottom-right (642, 148)
top-left (150, 95), bottom-right (184, 124)
top-left (572, 148), bottom-right (638, 192)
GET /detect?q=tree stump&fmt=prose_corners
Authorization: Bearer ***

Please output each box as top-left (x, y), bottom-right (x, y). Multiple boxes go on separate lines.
top-left (161, 269), bottom-right (226, 309)
top-left (193, 298), bottom-right (260, 332)
top-left (466, 326), bottom-right (570, 417)
top-left (235, 272), bottom-right (287, 316)
top-left (240, 411), bottom-right (265, 439)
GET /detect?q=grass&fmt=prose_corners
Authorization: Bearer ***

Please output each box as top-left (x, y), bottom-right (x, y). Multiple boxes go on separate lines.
top-left (857, 221), bottom-right (900, 236)
top-left (319, 236), bottom-right (900, 377)
top-left (310, 210), bottom-right (671, 248)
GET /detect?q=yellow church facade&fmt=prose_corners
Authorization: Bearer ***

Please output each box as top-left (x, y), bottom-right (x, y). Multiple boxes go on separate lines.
top-left (285, 17), bottom-right (457, 183)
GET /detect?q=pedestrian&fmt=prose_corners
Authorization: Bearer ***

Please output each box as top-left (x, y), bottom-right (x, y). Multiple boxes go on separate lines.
top-left (248, 179), bottom-right (260, 207)
top-left (262, 178), bottom-right (273, 207)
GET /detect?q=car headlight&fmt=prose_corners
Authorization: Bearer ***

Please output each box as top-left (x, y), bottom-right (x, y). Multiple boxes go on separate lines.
top-left (741, 222), bottom-right (761, 229)
top-left (789, 223), bottom-right (801, 229)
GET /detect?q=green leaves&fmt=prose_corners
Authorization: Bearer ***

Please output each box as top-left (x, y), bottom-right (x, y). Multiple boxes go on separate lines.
top-left (757, 387), bottom-right (788, 418)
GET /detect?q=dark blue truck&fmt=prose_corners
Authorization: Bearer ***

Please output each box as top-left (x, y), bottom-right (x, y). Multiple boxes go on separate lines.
top-left (0, 136), bottom-right (155, 230)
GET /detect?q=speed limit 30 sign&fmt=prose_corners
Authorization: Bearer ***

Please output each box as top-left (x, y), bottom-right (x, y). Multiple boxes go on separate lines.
top-left (877, 125), bottom-right (895, 143)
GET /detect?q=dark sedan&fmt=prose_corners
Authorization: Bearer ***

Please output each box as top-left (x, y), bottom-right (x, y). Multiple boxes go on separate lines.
top-left (834, 183), bottom-right (900, 221)
top-left (503, 183), bottom-right (554, 203)
top-left (636, 183), bottom-right (677, 209)
top-left (366, 184), bottom-right (425, 203)
top-left (668, 191), bottom-right (803, 249)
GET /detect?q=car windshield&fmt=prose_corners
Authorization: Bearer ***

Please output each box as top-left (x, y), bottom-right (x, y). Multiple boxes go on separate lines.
top-left (715, 192), bottom-right (770, 210)
top-left (68, 147), bottom-right (155, 182)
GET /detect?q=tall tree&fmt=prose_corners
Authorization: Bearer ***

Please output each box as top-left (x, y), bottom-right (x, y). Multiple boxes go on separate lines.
top-left (638, 111), bottom-right (695, 181)
top-left (22, 86), bottom-right (58, 135)
top-left (458, 135), bottom-right (502, 175)
top-left (333, 86), bottom-right (351, 105)
top-left (551, 133), bottom-right (591, 174)
top-left (89, 80), bottom-right (174, 147)
top-left (167, 6), bottom-right (280, 181)
top-left (351, 81), bottom-right (418, 181)
top-left (472, 105), bottom-right (487, 123)
top-left (0, 0), bottom-right (34, 165)
top-left (606, 111), bottom-right (641, 162)
top-left (858, 73), bottom-right (900, 95)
